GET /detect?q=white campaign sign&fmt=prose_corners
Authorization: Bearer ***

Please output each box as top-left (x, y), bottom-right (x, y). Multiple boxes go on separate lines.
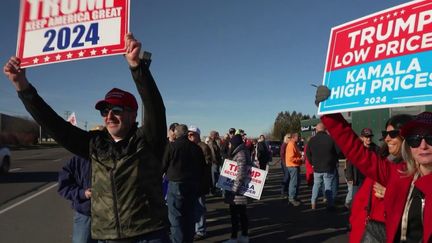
top-left (216, 159), bottom-right (268, 200)
top-left (16, 0), bottom-right (130, 68)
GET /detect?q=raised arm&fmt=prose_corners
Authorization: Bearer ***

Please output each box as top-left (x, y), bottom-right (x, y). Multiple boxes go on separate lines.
top-left (3, 57), bottom-right (90, 158)
top-left (126, 33), bottom-right (167, 160)
top-left (315, 86), bottom-right (391, 185)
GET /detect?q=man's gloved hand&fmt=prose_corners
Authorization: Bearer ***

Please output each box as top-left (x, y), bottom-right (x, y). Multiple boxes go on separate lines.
top-left (315, 85), bottom-right (330, 106)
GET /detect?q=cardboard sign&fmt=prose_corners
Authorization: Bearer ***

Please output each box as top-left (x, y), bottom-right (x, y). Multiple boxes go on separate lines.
top-left (216, 159), bottom-right (268, 200)
top-left (16, 0), bottom-right (130, 68)
top-left (319, 0), bottom-right (432, 114)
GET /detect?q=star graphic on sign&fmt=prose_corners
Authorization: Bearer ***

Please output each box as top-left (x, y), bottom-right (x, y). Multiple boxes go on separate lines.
top-left (101, 48), bottom-right (108, 54)
top-left (78, 51), bottom-right (85, 57)
top-left (44, 56), bottom-right (50, 62)
top-left (400, 10), bottom-right (405, 15)
top-left (373, 18), bottom-right (378, 23)
top-left (67, 53), bottom-right (73, 59)
top-left (393, 12), bottom-right (398, 17)
top-left (32, 58), bottom-right (39, 64)
top-left (55, 54), bottom-right (62, 60)
top-left (380, 16), bottom-right (384, 21)
top-left (90, 49), bottom-right (97, 55)
top-left (386, 14), bottom-right (391, 19)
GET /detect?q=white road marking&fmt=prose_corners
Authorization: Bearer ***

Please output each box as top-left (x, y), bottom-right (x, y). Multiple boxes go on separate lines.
top-left (9, 168), bottom-right (21, 172)
top-left (0, 183), bottom-right (58, 215)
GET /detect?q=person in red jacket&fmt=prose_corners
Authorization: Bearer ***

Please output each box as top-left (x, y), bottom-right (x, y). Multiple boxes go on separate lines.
top-left (316, 86), bottom-right (432, 242)
top-left (348, 115), bottom-right (412, 243)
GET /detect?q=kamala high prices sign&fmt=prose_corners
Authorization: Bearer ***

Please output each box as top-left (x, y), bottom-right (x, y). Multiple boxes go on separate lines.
top-left (319, 0), bottom-right (432, 115)
top-left (17, 0), bottom-right (130, 68)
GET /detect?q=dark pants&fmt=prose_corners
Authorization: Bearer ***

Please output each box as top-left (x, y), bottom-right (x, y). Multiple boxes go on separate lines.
top-left (258, 160), bottom-right (267, 170)
top-left (229, 204), bottom-right (248, 239)
top-left (167, 181), bottom-right (198, 243)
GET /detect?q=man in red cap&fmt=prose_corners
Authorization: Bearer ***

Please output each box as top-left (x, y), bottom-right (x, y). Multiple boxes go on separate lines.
top-left (3, 33), bottom-right (169, 242)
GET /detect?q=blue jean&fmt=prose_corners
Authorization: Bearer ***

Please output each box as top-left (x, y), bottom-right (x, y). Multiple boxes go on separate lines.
top-left (311, 171), bottom-right (336, 206)
top-left (345, 182), bottom-right (360, 205)
top-left (167, 181), bottom-right (198, 243)
top-left (194, 196), bottom-right (206, 236)
top-left (97, 229), bottom-right (170, 243)
top-left (73, 211), bottom-right (96, 243)
top-left (285, 166), bottom-right (300, 200)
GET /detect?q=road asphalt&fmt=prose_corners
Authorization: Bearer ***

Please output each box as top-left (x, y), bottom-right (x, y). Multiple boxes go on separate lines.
top-left (197, 160), bottom-right (350, 243)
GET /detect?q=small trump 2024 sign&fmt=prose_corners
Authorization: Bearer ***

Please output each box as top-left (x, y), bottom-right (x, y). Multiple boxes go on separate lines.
top-left (16, 0), bottom-right (130, 68)
top-left (217, 159), bottom-right (268, 200)
top-left (319, 0), bottom-right (432, 114)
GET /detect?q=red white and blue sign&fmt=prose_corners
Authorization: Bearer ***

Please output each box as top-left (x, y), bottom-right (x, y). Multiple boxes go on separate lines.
top-left (16, 0), bottom-right (130, 68)
top-left (319, 0), bottom-right (432, 115)
top-left (217, 159), bottom-right (268, 200)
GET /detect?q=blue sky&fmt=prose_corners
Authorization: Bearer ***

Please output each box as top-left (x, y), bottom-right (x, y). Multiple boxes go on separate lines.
top-left (0, 0), bottom-right (408, 138)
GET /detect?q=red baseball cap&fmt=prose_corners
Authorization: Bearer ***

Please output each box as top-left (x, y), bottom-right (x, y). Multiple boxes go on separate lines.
top-left (400, 111), bottom-right (432, 137)
top-left (95, 88), bottom-right (138, 111)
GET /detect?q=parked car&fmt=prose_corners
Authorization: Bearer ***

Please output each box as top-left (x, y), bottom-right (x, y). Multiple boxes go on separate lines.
top-left (0, 145), bottom-right (11, 174)
top-left (268, 141), bottom-right (282, 157)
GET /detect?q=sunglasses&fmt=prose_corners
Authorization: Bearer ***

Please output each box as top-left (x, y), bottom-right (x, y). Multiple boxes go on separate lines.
top-left (405, 134), bottom-right (432, 148)
top-left (381, 130), bottom-right (400, 139)
top-left (100, 106), bottom-right (129, 117)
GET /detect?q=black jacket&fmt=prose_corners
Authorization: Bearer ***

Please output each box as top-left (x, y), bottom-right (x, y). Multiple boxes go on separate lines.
top-left (163, 136), bottom-right (205, 183)
top-left (257, 141), bottom-right (269, 163)
top-left (345, 142), bottom-right (379, 185)
top-left (306, 131), bottom-right (340, 173)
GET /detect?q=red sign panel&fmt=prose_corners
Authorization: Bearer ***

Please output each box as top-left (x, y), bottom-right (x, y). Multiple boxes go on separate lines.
top-left (325, 0), bottom-right (432, 73)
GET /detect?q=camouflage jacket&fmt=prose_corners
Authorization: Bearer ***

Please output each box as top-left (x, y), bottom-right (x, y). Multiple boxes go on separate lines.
top-left (18, 59), bottom-right (168, 240)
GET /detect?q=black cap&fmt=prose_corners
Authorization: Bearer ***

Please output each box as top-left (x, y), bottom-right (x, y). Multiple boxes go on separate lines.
top-left (169, 122), bottom-right (179, 131)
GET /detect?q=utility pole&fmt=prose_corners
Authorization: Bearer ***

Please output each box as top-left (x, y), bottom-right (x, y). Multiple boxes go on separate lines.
top-left (84, 121), bottom-right (88, 131)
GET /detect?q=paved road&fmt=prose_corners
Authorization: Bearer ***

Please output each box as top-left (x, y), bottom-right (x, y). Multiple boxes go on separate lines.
top-left (197, 161), bottom-right (350, 243)
top-left (0, 147), bottom-right (350, 242)
top-left (0, 146), bottom-right (74, 243)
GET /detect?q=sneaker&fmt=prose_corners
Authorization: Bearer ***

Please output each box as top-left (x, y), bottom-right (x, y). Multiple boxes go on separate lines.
top-left (311, 203), bottom-right (316, 210)
top-left (223, 239), bottom-right (238, 243)
top-left (238, 235), bottom-right (249, 243)
top-left (289, 199), bottom-right (301, 206)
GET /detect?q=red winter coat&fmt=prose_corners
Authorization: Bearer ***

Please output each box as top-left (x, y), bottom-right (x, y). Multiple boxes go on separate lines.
top-left (304, 144), bottom-right (314, 186)
top-left (322, 113), bottom-right (432, 243)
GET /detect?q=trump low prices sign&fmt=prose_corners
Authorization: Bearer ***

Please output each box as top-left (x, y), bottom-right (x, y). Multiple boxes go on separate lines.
top-left (319, 0), bottom-right (432, 115)
top-left (216, 159), bottom-right (267, 200)
top-left (16, 0), bottom-right (130, 68)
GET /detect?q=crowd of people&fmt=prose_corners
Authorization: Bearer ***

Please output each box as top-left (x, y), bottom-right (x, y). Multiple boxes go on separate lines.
top-left (3, 33), bottom-right (432, 243)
